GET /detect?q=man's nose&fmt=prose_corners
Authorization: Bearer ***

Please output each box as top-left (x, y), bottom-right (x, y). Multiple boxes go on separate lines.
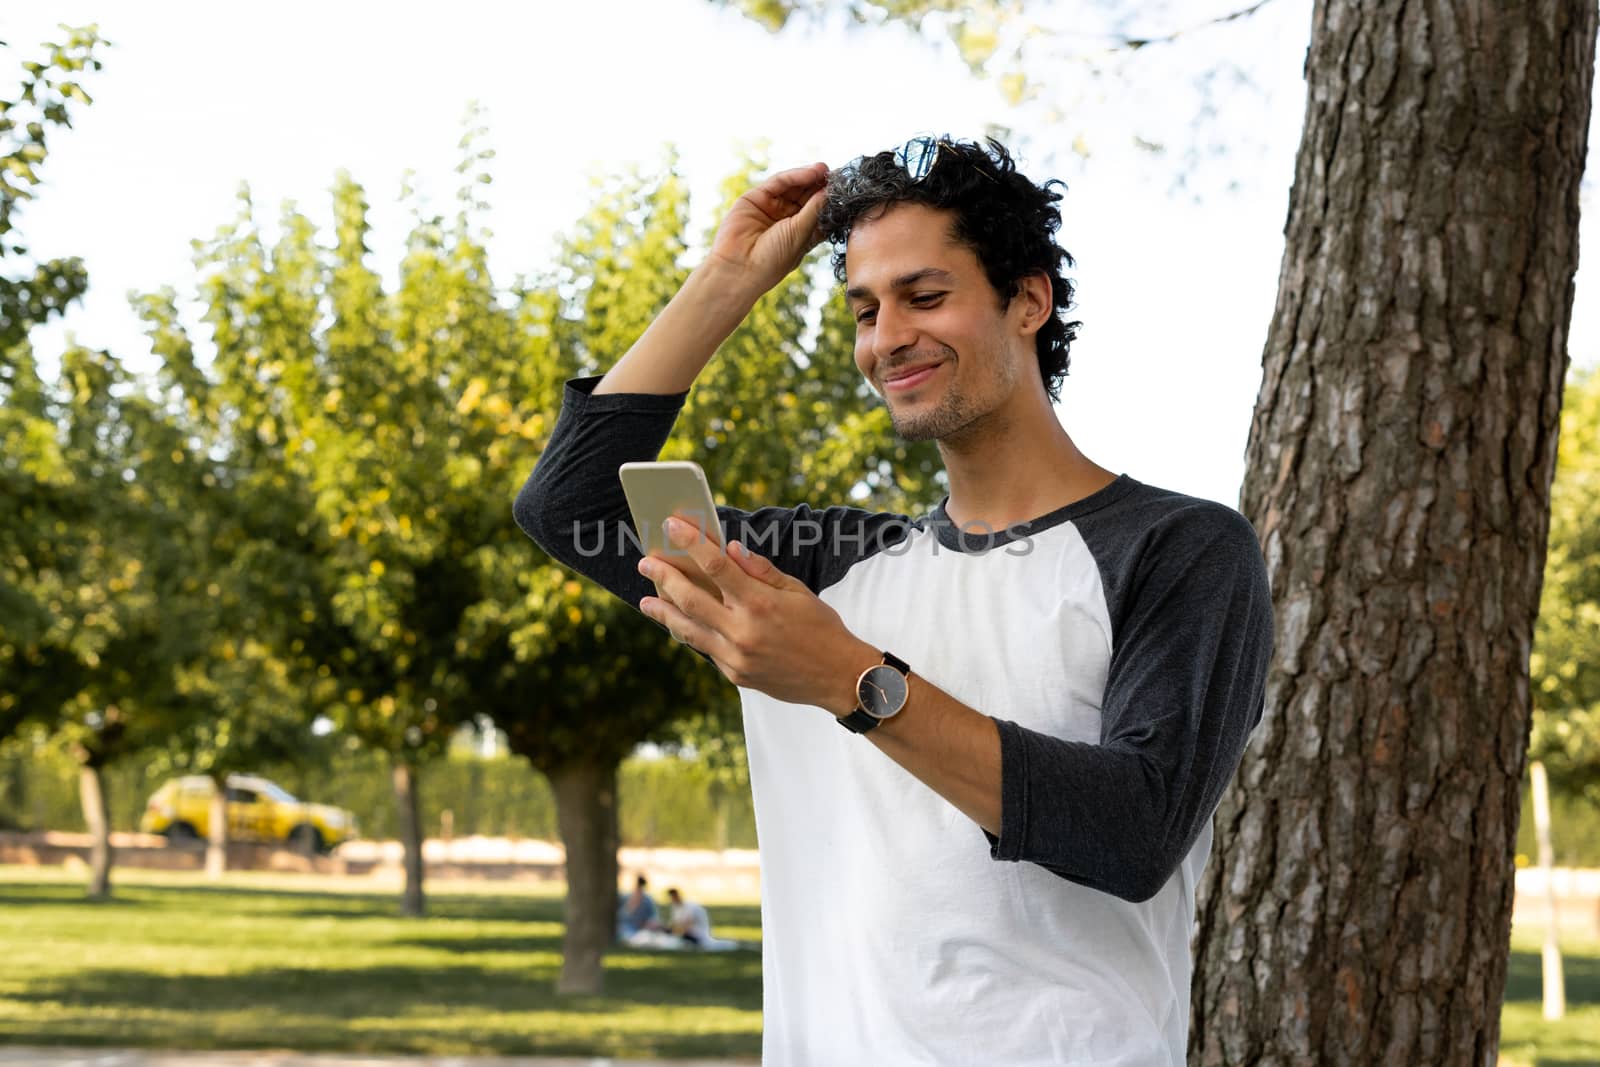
top-left (871, 304), bottom-right (919, 361)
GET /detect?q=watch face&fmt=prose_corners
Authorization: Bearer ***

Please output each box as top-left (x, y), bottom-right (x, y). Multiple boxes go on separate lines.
top-left (857, 664), bottom-right (909, 719)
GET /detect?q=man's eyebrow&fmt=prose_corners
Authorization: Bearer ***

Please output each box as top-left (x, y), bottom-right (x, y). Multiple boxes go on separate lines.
top-left (845, 268), bottom-right (955, 302)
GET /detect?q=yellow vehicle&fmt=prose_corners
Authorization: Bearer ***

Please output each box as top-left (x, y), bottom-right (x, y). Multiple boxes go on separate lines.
top-left (140, 774), bottom-right (358, 854)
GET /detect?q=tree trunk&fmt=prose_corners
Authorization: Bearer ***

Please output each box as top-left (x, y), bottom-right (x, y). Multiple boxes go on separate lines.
top-left (205, 776), bottom-right (229, 879)
top-left (549, 757), bottom-right (620, 995)
top-left (1192, 3), bottom-right (1596, 1064)
top-left (0, 757), bottom-right (24, 826)
top-left (392, 758), bottom-right (426, 917)
top-left (77, 761), bottom-right (113, 900)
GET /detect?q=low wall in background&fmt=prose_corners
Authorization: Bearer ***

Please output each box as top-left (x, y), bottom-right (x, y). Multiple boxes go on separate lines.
top-left (1512, 866), bottom-right (1600, 936)
top-left (0, 830), bottom-right (762, 900)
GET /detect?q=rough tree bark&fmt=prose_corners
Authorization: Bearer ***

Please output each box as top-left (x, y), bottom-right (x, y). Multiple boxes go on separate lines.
top-left (1192, 2), bottom-right (1596, 1064)
top-left (549, 758), bottom-right (620, 995)
top-left (77, 760), bottom-right (113, 900)
top-left (392, 759), bottom-right (426, 917)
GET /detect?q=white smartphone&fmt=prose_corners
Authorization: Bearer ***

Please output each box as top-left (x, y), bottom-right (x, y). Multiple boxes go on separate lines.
top-left (618, 460), bottom-right (726, 601)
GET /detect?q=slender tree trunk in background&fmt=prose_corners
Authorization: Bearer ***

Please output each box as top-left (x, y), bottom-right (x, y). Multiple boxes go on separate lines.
top-left (0, 758), bottom-right (23, 826)
top-left (205, 776), bottom-right (229, 879)
top-left (1530, 760), bottom-right (1565, 1020)
top-left (77, 761), bottom-right (113, 900)
top-left (1192, 2), bottom-right (1596, 1063)
top-left (549, 757), bottom-right (620, 995)
top-left (392, 758), bottom-right (425, 917)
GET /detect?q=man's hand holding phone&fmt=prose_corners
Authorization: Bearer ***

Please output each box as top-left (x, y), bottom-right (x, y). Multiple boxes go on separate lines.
top-left (636, 518), bottom-right (876, 715)
top-left (619, 460), bottom-right (727, 607)
top-left (646, 513), bottom-right (723, 606)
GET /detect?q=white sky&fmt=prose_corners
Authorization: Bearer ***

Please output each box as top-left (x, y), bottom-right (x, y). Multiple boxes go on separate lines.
top-left (6, 0), bottom-right (1597, 507)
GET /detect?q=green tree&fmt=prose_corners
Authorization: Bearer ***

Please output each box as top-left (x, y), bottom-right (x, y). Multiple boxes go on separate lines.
top-left (498, 153), bottom-right (942, 993)
top-left (0, 27), bottom-right (216, 899)
top-left (1530, 364), bottom-right (1600, 803)
top-left (12, 341), bottom-right (216, 898)
top-left (131, 285), bottom-right (331, 876)
top-left (166, 175), bottom-right (485, 916)
top-left (0, 25), bottom-right (104, 745)
top-left (438, 153), bottom-right (719, 990)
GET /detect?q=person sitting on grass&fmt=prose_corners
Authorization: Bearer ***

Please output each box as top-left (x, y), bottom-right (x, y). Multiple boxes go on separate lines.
top-left (616, 874), bottom-right (660, 940)
top-left (666, 886), bottom-right (711, 947)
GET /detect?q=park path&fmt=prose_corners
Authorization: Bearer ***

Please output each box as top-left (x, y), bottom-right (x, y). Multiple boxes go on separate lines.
top-left (0, 1051), bottom-right (752, 1067)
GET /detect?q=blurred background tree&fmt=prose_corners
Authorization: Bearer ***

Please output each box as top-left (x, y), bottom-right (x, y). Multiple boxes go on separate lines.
top-left (0, 26), bottom-right (105, 748)
top-left (0, 26), bottom-right (214, 900)
top-left (1530, 365), bottom-right (1600, 805)
top-left (491, 150), bottom-right (943, 993)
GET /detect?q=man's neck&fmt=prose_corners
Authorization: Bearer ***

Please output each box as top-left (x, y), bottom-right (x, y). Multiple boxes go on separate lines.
top-left (937, 397), bottom-right (1115, 533)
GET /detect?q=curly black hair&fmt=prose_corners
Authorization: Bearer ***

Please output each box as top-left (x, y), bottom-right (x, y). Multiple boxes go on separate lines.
top-left (818, 137), bottom-right (1080, 403)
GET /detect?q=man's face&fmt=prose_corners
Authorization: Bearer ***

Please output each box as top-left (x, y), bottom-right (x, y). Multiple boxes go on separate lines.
top-left (844, 202), bottom-right (1035, 442)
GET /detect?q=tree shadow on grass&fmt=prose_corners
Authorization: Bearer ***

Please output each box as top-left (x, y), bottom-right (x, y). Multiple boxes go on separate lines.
top-left (9, 957), bottom-right (762, 1014)
top-left (0, 890), bottom-right (119, 907)
top-left (1504, 947), bottom-right (1600, 1005)
top-left (0, 879), bottom-right (574, 923)
top-left (6, 961), bottom-right (762, 1058)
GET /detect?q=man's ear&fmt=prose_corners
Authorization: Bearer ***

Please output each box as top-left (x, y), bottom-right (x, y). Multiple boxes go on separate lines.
top-left (1013, 271), bottom-right (1054, 338)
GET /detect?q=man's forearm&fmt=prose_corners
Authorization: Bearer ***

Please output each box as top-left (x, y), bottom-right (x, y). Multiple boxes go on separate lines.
top-left (823, 647), bottom-right (1004, 836)
top-left (592, 257), bottom-right (763, 396)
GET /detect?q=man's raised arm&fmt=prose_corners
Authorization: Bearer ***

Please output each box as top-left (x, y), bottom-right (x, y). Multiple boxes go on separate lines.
top-left (514, 163), bottom-right (831, 609)
top-left (592, 162), bottom-right (829, 396)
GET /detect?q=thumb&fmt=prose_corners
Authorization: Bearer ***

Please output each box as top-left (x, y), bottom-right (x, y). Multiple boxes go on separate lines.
top-left (728, 541), bottom-right (793, 589)
top-left (793, 185), bottom-right (828, 246)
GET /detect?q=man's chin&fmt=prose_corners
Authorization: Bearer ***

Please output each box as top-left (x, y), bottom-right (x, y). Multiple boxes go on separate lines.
top-left (890, 407), bottom-right (962, 442)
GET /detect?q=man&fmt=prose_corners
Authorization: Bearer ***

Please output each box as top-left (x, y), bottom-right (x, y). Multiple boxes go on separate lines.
top-left (665, 886), bottom-right (712, 947)
top-left (515, 137), bottom-right (1273, 1066)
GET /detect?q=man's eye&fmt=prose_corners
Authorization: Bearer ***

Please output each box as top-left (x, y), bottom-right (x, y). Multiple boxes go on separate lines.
top-left (911, 293), bottom-right (944, 306)
top-left (855, 308), bottom-right (877, 324)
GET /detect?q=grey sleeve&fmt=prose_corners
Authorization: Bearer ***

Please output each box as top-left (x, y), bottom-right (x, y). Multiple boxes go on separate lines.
top-left (986, 501), bottom-right (1273, 903)
top-left (513, 376), bottom-right (915, 610)
top-left (512, 376), bottom-right (688, 611)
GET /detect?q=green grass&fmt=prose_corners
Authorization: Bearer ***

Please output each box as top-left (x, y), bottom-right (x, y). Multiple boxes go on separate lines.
top-left (0, 866), bottom-right (762, 1059)
top-left (1500, 923), bottom-right (1600, 1067)
top-left (3, 866), bottom-right (1596, 1063)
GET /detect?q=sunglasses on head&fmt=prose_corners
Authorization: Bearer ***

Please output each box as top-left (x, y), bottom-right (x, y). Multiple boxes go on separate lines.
top-left (894, 136), bottom-right (999, 184)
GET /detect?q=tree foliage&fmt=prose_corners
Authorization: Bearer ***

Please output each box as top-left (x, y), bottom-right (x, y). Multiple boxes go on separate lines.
top-left (1530, 364), bottom-right (1600, 801)
top-left (0, 26), bottom-right (106, 743)
top-left (714, 0), bottom-right (1293, 192)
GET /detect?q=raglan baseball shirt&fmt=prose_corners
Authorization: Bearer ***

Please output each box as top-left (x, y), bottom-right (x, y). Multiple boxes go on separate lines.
top-left (514, 376), bottom-right (1274, 1067)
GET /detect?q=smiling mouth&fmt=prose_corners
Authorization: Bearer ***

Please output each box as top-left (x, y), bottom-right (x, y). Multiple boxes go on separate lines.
top-left (882, 362), bottom-right (944, 391)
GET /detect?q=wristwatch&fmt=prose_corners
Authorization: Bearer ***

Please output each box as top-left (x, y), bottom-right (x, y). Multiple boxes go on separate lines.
top-left (838, 651), bottom-right (911, 734)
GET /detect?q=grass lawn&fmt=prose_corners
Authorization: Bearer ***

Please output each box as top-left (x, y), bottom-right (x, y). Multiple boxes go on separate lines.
top-left (1500, 923), bottom-right (1600, 1067)
top-left (2, 866), bottom-right (1596, 1062)
top-left (0, 866), bottom-right (762, 1060)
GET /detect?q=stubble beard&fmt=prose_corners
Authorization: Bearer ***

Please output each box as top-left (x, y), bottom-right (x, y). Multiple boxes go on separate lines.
top-left (889, 385), bottom-right (978, 442)
top-left (886, 343), bottom-right (1020, 443)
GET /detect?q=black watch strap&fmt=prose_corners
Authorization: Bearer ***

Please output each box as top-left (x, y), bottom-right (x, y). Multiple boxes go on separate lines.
top-left (839, 651), bottom-right (911, 734)
top-left (839, 708), bottom-right (880, 734)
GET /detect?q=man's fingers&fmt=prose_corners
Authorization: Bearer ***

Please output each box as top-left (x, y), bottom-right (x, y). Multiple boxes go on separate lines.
top-left (766, 162), bottom-right (829, 196)
top-left (728, 541), bottom-right (792, 590)
top-left (792, 186), bottom-right (829, 246)
top-left (663, 516), bottom-right (748, 599)
top-left (748, 163), bottom-right (828, 219)
top-left (640, 594), bottom-right (721, 657)
top-left (641, 551), bottom-right (730, 627)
